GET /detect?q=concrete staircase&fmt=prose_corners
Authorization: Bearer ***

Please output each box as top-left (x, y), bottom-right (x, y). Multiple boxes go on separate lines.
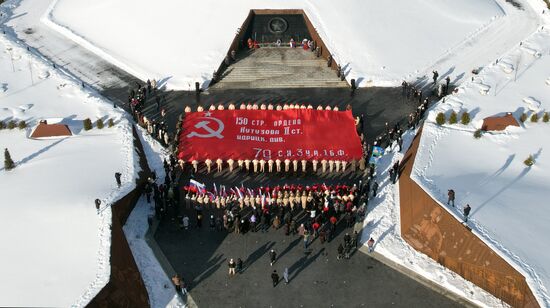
top-left (211, 48), bottom-right (348, 89)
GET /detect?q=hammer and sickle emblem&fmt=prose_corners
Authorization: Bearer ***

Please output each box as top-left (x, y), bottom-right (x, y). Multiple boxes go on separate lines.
top-left (187, 113), bottom-right (224, 139)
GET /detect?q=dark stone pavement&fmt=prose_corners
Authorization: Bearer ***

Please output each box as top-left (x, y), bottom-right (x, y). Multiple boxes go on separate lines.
top-left (155, 205), bottom-right (463, 308)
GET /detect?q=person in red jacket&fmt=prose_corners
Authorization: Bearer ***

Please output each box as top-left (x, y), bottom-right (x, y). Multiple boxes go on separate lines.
top-left (312, 221), bottom-right (320, 237)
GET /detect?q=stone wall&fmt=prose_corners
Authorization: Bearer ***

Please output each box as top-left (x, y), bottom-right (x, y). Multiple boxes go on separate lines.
top-left (243, 14), bottom-right (310, 44)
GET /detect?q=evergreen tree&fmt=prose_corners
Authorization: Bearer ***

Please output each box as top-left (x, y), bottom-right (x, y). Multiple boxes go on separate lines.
top-left (108, 118), bottom-right (114, 128)
top-left (18, 120), bottom-right (27, 129)
top-left (474, 129), bottom-right (483, 139)
top-left (83, 118), bottom-right (93, 131)
top-left (520, 113), bottom-right (528, 123)
top-left (96, 118), bottom-right (104, 129)
top-left (435, 112), bottom-right (446, 125)
top-left (4, 148), bottom-right (15, 170)
top-left (461, 112), bottom-right (471, 125)
top-left (449, 111), bottom-right (458, 124)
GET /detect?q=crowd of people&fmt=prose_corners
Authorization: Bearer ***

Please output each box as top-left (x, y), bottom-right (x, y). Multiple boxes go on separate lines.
top-left (176, 181), bottom-right (381, 272)
top-left (125, 79), bottom-right (173, 147)
top-left (153, 80), bottom-right (446, 295)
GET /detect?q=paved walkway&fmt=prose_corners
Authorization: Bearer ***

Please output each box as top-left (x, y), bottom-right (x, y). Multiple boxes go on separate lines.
top-left (155, 206), bottom-right (463, 308)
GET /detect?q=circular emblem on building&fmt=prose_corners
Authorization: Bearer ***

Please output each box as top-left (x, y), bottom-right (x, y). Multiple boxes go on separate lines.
top-left (268, 17), bottom-right (288, 34)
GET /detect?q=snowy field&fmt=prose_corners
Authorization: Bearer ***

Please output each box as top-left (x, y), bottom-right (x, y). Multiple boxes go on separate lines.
top-left (411, 14), bottom-right (550, 307)
top-left (360, 130), bottom-right (506, 307)
top-left (0, 29), bottom-right (137, 307)
top-left (41, 0), bottom-right (538, 89)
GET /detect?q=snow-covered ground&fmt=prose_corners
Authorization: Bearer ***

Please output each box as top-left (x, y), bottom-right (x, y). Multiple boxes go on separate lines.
top-left (123, 127), bottom-right (186, 308)
top-left (360, 130), bottom-right (507, 308)
top-left (0, 23), bottom-right (137, 307)
top-left (2, 0), bottom-right (548, 306)
top-left (41, 0), bottom-right (539, 89)
top-left (411, 8), bottom-right (550, 307)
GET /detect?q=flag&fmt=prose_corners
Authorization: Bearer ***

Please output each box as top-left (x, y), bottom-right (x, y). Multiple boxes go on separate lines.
top-left (369, 146), bottom-right (385, 165)
top-left (207, 191), bottom-right (215, 200)
top-left (190, 179), bottom-right (206, 194)
top-left (235, 186), bottom-right (243, 198)
top-left (213, 183), bottom-right (218, 196)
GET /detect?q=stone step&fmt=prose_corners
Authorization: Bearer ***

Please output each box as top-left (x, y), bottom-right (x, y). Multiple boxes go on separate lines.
top-left (214, 82), bottom-right (348, 89)
top-left (221, 75), bottom-right (340, 81)
top-left (222, 75), bottom-right (340, 81)
top-left (212, 47), bottom-right (345, 89)
top-left (218, 79), bottom-right (348, 86)
top-left (232, 62), bottom-right (325, 67)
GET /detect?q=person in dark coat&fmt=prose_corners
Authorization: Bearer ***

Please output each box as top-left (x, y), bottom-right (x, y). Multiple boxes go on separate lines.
top-left (344, 241), bottom-right (352, 259)
top-left (196, 212), bottom-right (203, 228)
top-left (447, 189), bottom-right (455, 207)
top-left (352, 231), bottom-right (359, 250)
top-left (145, 183), bottom-right (152, 203)
top-left (344, 233), bottom-right (351, 246)
top-left (271, 270), bottom-right (280, 287)
top-left (319, 229), bottom-right (326, 244)
top-left (463, 204), bottom-right (471, 222)
top-left (270, 249), bottom-right (277, 266)
top-left (337, 243), bottom-right (344, 260)
top-left (445, 76), bottom-right (451, 94)
top-left (94, 199), bottom-right (101, 213)
top-left (372, 181), bottom-right (379, 197)
top-left (115, 172), bottom-right (122, 187)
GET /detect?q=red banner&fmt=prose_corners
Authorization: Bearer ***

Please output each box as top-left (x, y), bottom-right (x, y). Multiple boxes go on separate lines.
top-left (178, 109), bottom-right (362, 161)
